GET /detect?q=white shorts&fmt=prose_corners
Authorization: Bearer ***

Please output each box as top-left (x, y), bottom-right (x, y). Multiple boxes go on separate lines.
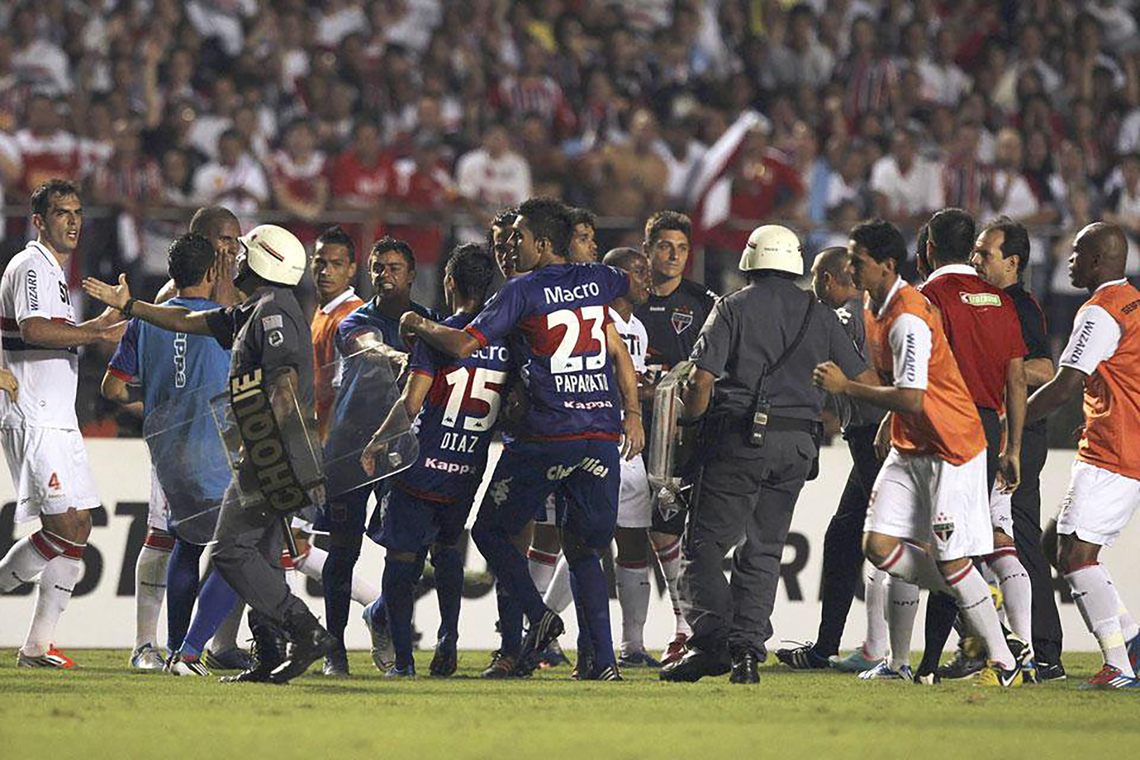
top-left (1056, 460), bottom-right (1140, 547)
top-left (1, 426), bottom-right (100, 524)
top-left (616, 454), bottom-right (652, 529)
top-left (148, 467), bottom-right (169, 532)
top-left (538, 493), bottom-right (557, 525)
top-left (989, 484), bottom-right (1012, 537)
top-left (865, 448), bottom-right (993, 561)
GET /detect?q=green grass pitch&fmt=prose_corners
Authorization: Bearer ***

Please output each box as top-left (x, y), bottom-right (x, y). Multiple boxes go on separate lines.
top-left (1, 650), bottom-right (1137, 759)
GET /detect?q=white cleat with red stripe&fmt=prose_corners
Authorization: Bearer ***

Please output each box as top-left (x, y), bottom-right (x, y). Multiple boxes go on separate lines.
top-left (17, 646), bottom-right (76, 669)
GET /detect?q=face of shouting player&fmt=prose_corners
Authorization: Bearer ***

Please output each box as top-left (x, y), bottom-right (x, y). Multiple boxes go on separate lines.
top-left (207, 217), bottom-right (242, 279)
top-left (35, 192), bottom-right (82, 255)
top-left (370, 250), bottom-right (415, 303)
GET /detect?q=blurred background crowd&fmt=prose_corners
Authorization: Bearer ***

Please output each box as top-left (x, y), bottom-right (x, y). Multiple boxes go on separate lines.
top-left (1, 0), bottom-right (1137, 434)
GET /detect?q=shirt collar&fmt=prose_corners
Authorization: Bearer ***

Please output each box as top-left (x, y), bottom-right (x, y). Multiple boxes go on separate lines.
top-left (925, 263), bottom-right (978, 283)
top-left (320, 287), bottom-right (357, 314)
top-left (874, 275), bottom-right (905, 319)
top-left (1095, 278), bottom-right (1129, 293)
top-left (28, 240), bottom-right (63, 272)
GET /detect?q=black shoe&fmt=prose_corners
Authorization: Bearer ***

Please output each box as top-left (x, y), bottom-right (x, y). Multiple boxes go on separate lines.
top-left (774, 642), bottom-right (830, 670)
top-left (659, 647), bottom-right (731, 682)
top-left (516, 610), bottom-right (565, 676)
top-left (268, 610), bottom-right (337, 684)
top-left (1036, 660), bottom-right (1067, 681)
top-left (222, 610), bottom-right (286, 683)
top-left (321, 646), bottom-right (350, 677)
top-left (584, 663), bottom-right (623, 681)
top-left (481, 650), bottom-right (520, 679)
top-left (730, 649), bottom-right (761, 684)
top-left (429, 642), bottom-right (458, 677)
top-left (203, 646), bottom-right (253, 672)
top-left (571, 648), bottom-right (595, 681)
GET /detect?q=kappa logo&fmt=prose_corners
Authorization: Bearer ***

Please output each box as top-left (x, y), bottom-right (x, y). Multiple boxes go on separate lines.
top-left (671, 308), bottom-right (694, 334)
top-left (932, 512), bottom-right (955, 544)
top-left (491, 477), bottom-right (512, 505)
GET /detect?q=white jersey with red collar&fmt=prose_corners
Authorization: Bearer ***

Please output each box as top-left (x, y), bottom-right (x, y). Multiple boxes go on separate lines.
top-left (0, 240), bottom-right (80, 430)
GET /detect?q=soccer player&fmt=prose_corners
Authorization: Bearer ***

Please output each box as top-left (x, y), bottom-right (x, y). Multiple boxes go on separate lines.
top-left (325, 236), bottom-right (437, 673)
top-left (814, 219), bottom-right (1027, 686)
top-left (101, 233), bottom-right (236, 676)
top-left (359, 243), bottom-right (507, 677)
top-left (400, 197), bottom-right (645, 680)
top-left (970, 217), bottom-right (1066, 680)
top-left (634, 210), bottom-right (715, 664)
top-left (1025, 222), bottom-right (1140, 689)
top-left (0, 179), bottom-right (125, 668)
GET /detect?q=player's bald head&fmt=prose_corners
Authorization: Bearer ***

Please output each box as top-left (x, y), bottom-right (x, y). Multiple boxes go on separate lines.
top-left (813, 246), bottom-right (853, 284)
top-left (603, 247), bottom-right (645, 271)
top-left (189, 206), bottom-right (239, 237)
top-left (1078, 222), bottom-right (1128, 273)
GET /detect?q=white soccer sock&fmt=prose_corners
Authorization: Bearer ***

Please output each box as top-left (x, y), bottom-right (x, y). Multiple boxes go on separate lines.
top-left (294, 544), bottom-right (324, 580)
top-left (615, 560), bottom-right (650, 654)
top-left (527, 548), bottom-right (560, 596)
top-left (0, 530), bottom-right (66, 591)
top-left (987, 549), bottom-right (1033, 657)
top-left (654, 538), bottom-right (691, 637)
top-left (1067, 563), bottom-right (1135, 676)
top-left (23, 550), bottom-right (83, 657)
top-left (947, 564), bottom-right (1015, 670)
top-left (877, 541), bottom-right (948, 592)
top-left (1106, 578), bottom-right (1140, 642)
top-left (543, 555), bottom-right (573, 614)
top-left (211, 601), bottom-right (245, 652)
top-left (863, 566), bottom-right (889, 659)
top-left (886, 576), bottom-right (919, 670)
top-left (135, 541), bottom-right (171, 649)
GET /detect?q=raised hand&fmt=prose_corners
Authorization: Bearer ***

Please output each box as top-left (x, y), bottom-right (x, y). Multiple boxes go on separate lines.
top-left (82, 274), bottom-right (131, 311)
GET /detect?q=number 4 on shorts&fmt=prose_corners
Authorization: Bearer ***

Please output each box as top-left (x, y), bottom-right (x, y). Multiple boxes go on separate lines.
top-left (48, 472), bottom-right (61, 491)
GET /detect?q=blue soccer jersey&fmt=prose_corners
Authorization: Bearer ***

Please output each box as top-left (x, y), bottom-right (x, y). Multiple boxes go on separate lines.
top-left (335, 298), bottom-right (438, 356)
top-left (394, 312), bottom-right (513, 503)
top-left (464, 262), bottom-right (629, 441)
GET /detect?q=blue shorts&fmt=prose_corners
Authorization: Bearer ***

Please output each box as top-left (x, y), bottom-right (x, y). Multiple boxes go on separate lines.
top-left (474, 438), bottom-right (620, 550)
top-left (375, 486), bottom-right (472, 554)
top-left (313, 481), bottom-right (388, 538)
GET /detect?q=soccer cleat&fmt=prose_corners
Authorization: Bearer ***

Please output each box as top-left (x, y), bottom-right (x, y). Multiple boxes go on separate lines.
top-left (268, 612), bottom-right (337, 684)
top-left (429, 642), bottom-right (458, 677)
top-left (17, 646), bottom-right (76, 669)
top-left (973, 640), bottom-right (1028, 688)
top-left (1079, 664), bottom-right (1140, 690)
top-left (363, 600), bottom-right (395, 672)
top-left (321, 647), bottom-right (350, 677)
top-left (384, 663), bottom-right (416, 678)
top-left (130, 643), bottom-right (165, 671)
top-left (585, 664), bottom-right (623, 681)
top-left (831, 646), bottom-right (885, 673)
top-left (913, 670), bottom-right (941, 685)
top-left (538, 639), bottom-right (571, 668)
top-left (166, 652), bottom-right (210, 677)
top-left (204, 646), bottom-right (253, 672)
top-left (481, 650), bottom-right (520, 679)
top-left (516, 610), bottom-right (565, 675)
top-left (1021, 659), bottom-right (1040, 685)
top-left (1035, 661), bottom-right (1066, 681)
top-left (571, 649), bottom-right (595, 681)
top-left (660, 633), bottom-right (689, 667)
top-left (775, 642), bottom-right (830, 670)
top-left (617, 649), bottom-right (662, 668)
top-left (659, 647), bottom-right (731, 682)
top-left (858, 661), bottom-right (913, 681)
top-left (1127, 633), bottom-right (1140, 672)
top-left (730, 650), bottom-right (761, 684)
top-left (937, 639), bottom-right (986, 680)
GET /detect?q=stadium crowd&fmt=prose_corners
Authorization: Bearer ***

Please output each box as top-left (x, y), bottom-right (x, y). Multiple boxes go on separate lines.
top-left (1, 0), bottom-right (1140, 435)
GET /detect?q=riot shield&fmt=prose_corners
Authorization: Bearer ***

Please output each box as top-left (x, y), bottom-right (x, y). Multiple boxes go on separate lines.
top-left (143, 384), bottom-right (233, 545)
top-left (646, 361), bottom-right (699, 520)
top-left (320, 333), bottom-right (418, 498)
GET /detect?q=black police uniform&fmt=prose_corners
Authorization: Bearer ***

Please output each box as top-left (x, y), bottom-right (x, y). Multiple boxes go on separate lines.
top-left (204, 286), bottom-right (322, 633)
top-left (1005, 282), bottom-right (1064, 667)
top-left (635, 278), bottom-right (717, 535)
top-left (678, 275), bottom-right (867, 661)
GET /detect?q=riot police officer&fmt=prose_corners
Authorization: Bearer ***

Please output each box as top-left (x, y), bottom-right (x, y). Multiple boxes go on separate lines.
top-left (660, 225), bottom-right (876, 684)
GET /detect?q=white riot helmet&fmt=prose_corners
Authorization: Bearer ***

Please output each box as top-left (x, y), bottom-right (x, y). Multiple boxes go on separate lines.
top-left (239, 224), bottom-right (307, 286)
top-left (738, 224), bottom-right (804, 276)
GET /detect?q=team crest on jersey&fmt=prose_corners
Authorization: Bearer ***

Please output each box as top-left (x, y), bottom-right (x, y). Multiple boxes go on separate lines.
top-left (932, 513), bottom-right (955, 544)
top-left (671, 308), bottom-right (693, 334)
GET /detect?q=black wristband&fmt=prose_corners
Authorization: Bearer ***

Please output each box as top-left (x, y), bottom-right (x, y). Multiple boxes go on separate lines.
top-left (122, 298), bottom-right (137, 317)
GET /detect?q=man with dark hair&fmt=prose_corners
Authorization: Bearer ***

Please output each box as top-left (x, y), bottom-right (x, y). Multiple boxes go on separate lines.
top-left (970, 217), bottom-right (1065, 679)
top-left (905, 208), bottom-right (1030, 684)
top-left (0, 180), bottom-right (124, 669)
top-left (814, 218), bottom-right (1028, 687)
top-left (359, 243), bottom-right (507, 677)
top-left (568, 207), bottom-right (599, 262)
top-left (101, 233), bottom-right (237, 676)
top-left (777, 246), bottom-right (888, 672)
top-left (400, 196), bottom-right (644, 681)
top-left (635, 208), bottom-right (716, 665)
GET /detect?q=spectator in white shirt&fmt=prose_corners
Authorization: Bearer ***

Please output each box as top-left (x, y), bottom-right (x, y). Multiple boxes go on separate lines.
top-left (870, 128), bottom-right (945, 228)
top-left (191, 128), bottom-right (268, 214)
top-left (456, 123), bottom-right (532, 213)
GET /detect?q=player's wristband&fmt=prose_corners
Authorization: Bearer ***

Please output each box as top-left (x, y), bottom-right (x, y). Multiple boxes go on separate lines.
top-left (122, 298), bottom-right (137, 317)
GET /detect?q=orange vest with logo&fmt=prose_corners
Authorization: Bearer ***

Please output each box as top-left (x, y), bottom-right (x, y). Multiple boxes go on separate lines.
top-left (311, 294), bottom-right (363, 441)
top-left (865, 284), bottom-right (986, 465)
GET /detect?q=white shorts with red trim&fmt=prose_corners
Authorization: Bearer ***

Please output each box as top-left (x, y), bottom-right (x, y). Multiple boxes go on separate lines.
top-left (989, 484), bottom-right (1013, 536)
top-left (1056, 460), bottom-right (1140, 547)
top-left (1, 426), bottom-right (100, 523)
top-left (148, 467), bottom-right (169, 532)
top-left (865, 448), bottom-right (993, 561)
top-left (617, 454), bottom-right (651, 529)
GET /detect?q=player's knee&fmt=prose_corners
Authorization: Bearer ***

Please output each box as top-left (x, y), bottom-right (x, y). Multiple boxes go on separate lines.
top-left (862, 532), bottom-right (896, 567)
top-left (614, 528), bottom-right (648, 565)
top-left (992, 529), bottom-right (1015, 549)
top-left (1057, 533), bottom-right (1099, 575)
top-left (531, 522), bottom-right (561, 553)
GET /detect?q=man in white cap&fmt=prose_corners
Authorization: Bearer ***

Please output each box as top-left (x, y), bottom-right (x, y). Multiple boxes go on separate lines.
top-left (661, 225), bottom-right (876, 684)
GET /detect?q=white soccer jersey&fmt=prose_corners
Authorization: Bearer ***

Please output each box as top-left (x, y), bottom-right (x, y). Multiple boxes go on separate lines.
top-left (609, 308), bottom-right (648, 374)
top-left (0, 241), bottom-right (80, 429)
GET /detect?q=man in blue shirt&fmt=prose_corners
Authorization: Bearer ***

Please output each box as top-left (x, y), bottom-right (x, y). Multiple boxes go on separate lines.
top-left (102, 233), bottom-right (237, 676)
top-left (316, 236), bottom-right (439, 673)
top-left (400, 197), bottom-right (644, 680)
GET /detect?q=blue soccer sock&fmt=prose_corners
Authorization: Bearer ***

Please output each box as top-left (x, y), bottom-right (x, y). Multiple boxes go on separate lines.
top-left (180, 568), bottom-right (239, 658)
top-left (569, 556), bottom-right (616, 669)
top-left (496, 582), bottom-right (523, 656)
top-left (322, 538), bottom-right (362, 649)
top-left (473, 524), bottom-right (546, 623)
top-left (165, 540), bottom-right (203, 652)
top-left (383, 553), bottom-right (426, 668)
top-left (431, 546), bottom-right (464, 648)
